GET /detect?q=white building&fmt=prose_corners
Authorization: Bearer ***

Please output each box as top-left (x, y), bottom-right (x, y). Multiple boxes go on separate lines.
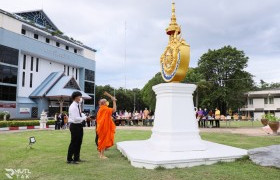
top-left (0, 9), bottom-right (96, 118)
top-left (240, 89), bottom-right (280, 120)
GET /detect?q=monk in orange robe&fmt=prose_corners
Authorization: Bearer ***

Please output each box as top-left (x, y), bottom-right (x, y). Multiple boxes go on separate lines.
top-left (96, 97), bottom-right (117, 159)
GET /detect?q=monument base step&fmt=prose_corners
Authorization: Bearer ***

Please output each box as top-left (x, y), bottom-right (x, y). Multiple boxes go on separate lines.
top-left (117, 140), bottom-right (247, 169)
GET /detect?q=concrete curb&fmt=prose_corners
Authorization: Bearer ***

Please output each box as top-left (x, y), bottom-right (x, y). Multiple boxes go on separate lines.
top-left (0, 125), bottom-right (55, 131)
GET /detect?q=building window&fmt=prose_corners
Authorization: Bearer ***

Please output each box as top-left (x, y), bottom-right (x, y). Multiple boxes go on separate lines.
top-left (85, 69), bottom-right (95, 82)
top-left (34, 34), bottom-right (38, 39)
top-left (74, 49), bottom-right (77, 53)
top-left (64, 65), bottom-right (66, 73)
top-left (22, 72), bottom-right (25, 87)
top-left (0, 45), bottom-right (19, 65)
top-left (36, 58), bottom-right (39, 72)
top-left (23, 55), bottom-right (26, 69)
top-left (21, 29), bottom-right (26, 35)
top-left (84, 82), bottom-right (95, 94)
top-left (0, 65), bottom-right (17, 84)
top-left (0, 85), bottom-right (17, 101)
top-left (249, 98), bottom-right (253, 105)
top-left (72, 67), bottom-right (74, 75)
top-left (31, 57), bottom-right (33, 71)
top-left (84, 95), bottom-right (94, 105)
top-left (67, 66), bottom-right (69, 76)
top-left (75, 68), bottom-right (78, 80)
top-left (46, 38), bottom-right (50, 43)
top-left (30, 73), bottom-right (33, 88)
top-left (269, 97), bottom-right (274, 104)
top-left (56, 42), bottom-right (60, 47)
top-left (66, 46), bottom-right (69, 50)
top-left (264, 98), bottom-right (268, 104)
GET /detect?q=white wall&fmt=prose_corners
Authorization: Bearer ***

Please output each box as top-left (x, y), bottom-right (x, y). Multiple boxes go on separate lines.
top-left (254, 112), bottom-right (264, 121)
top-left (253, 98), bottom-right (264, 108)
top-left (17, 53), bottom-right (79, 97)
top-left (0, 13), bottom-right (21, 34)
top-left (82, 48), bottom-right (95, 60)
top-left (274, 98), bottom-right (280, 108)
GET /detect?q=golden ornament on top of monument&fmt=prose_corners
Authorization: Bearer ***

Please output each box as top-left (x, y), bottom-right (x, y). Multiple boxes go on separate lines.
top-left (160, 1), bottom-right (190, 82)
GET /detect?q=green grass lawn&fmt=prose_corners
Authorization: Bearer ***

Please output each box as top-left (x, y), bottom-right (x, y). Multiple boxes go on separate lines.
top-left (219, 120), bottom-right (263, 128)
top-left (0, 129), bottom-right (279, 180)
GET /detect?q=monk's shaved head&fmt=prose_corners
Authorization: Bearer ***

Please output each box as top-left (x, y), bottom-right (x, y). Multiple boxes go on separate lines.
top-left (100, 99), bottom-right (108, 105)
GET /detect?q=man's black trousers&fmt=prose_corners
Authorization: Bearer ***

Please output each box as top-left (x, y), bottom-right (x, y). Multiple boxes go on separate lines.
top-left (67, 123), bottom-right (83, 161)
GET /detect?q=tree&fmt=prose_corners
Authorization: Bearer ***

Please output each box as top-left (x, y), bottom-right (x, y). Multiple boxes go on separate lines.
top-left (141, 72), bottom-right (165, 111)
top-left (95, 85), bottom-right (147, 112)
top-left (182, 67), bottom-right (211, 107)
top-left (258, 80), bottom-right (280, 90)
top-left (197, 45), bottom-right (255, 114)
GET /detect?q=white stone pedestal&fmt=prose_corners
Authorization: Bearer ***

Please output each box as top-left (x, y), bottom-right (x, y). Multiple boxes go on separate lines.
top-left (117, 83), bottom-right (247, 169)
top-left (39, 111), bottom-right (48, 129)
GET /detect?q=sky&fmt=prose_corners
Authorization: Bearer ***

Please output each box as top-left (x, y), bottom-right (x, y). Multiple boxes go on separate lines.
top-left (1, 0), bottom-right (280, 89)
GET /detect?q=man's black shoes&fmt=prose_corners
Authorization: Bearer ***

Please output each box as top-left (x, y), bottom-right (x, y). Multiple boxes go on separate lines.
top-left (67, 161), bottom-right (79, 164)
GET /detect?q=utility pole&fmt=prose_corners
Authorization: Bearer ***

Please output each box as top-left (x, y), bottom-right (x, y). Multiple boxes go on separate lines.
top-left (133, 93), bottom-right (136, 113)
top-left (124, 21), bottom-right (127, 93)
top-left (195, 89), bottom-right (198, 108)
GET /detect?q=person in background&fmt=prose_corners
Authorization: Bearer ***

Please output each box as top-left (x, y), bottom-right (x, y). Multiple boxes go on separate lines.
top-left (208, 110), bottom-right (214, 127)
top-left (148, 111), bottom-right (154, 126)
top-left (139, 110), bottom-right (143, 119)
top-left (86, 113), bottom-right (91, 127)
top-left (203, 108), bottom-right (208, 128)
top-left (143, 108), bottom-right (150, 126)
top-left (197, 108), bottom-right (203, 127)
top-left (127, 111), bottom-right (133, 126)
top-left (64, 113), bottom-right (69, 129)
top-left (60, 113), bottom-right (65, 129)
top-left (55, 113), bottom-right (60, 130)
top-left (124, 110), bottom-right (128, 119)
top-left (215, 108), bottom-right (221, 128)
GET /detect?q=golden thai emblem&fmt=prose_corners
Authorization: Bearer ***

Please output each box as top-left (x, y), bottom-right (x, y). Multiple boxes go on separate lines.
top-left (160, 1), bottom-right (190, 82)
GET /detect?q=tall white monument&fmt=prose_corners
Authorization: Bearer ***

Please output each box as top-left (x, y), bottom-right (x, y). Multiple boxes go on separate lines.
top-left (117, 1), bottom-right (247, 169)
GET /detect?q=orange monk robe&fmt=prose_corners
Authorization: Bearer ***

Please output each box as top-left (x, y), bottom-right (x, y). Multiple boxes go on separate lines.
top-left (96, 105), bottom-right (116, 151)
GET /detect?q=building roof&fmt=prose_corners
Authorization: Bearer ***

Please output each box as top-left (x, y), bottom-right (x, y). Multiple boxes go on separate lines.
top-left (30, 71), bottom-right (91, 99)
top-left (30, 71), bottom-right (64, 97)
top-left (15, 10), bottom-right (58, 31)
top-left (245, 89), bottom-right (280, 97)
top-left (0, 9), bottom-right (96, 52)
top-left (46, 76), bottom-right (91, 99)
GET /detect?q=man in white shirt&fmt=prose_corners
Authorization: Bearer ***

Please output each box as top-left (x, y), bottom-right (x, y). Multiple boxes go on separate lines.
top-left (67, 91), bottom-right (87, 164)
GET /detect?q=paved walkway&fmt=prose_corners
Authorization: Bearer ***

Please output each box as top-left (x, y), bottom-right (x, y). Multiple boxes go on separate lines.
top-left (0, 126), bottom-right (274, 136)
top-left (115, 126), bottom-right (272, 136)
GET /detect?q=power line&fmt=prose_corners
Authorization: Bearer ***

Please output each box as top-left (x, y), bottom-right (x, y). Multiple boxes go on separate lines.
top-left (191, 77), bottom-right (253, 84)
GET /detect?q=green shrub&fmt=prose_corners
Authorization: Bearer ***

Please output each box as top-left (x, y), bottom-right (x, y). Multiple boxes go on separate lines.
top-left (0, 111), bottom-right (10, 120)
top-left (264, 113), bottom-right (280, 122)
top-left (0, 112), bottom-right (4, 120)
top-left (0, 120), bottom-right (55, 128)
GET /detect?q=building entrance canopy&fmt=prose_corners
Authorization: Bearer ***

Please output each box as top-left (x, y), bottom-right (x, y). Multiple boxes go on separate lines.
top-left (30, 71), bottom-right (91, 113)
